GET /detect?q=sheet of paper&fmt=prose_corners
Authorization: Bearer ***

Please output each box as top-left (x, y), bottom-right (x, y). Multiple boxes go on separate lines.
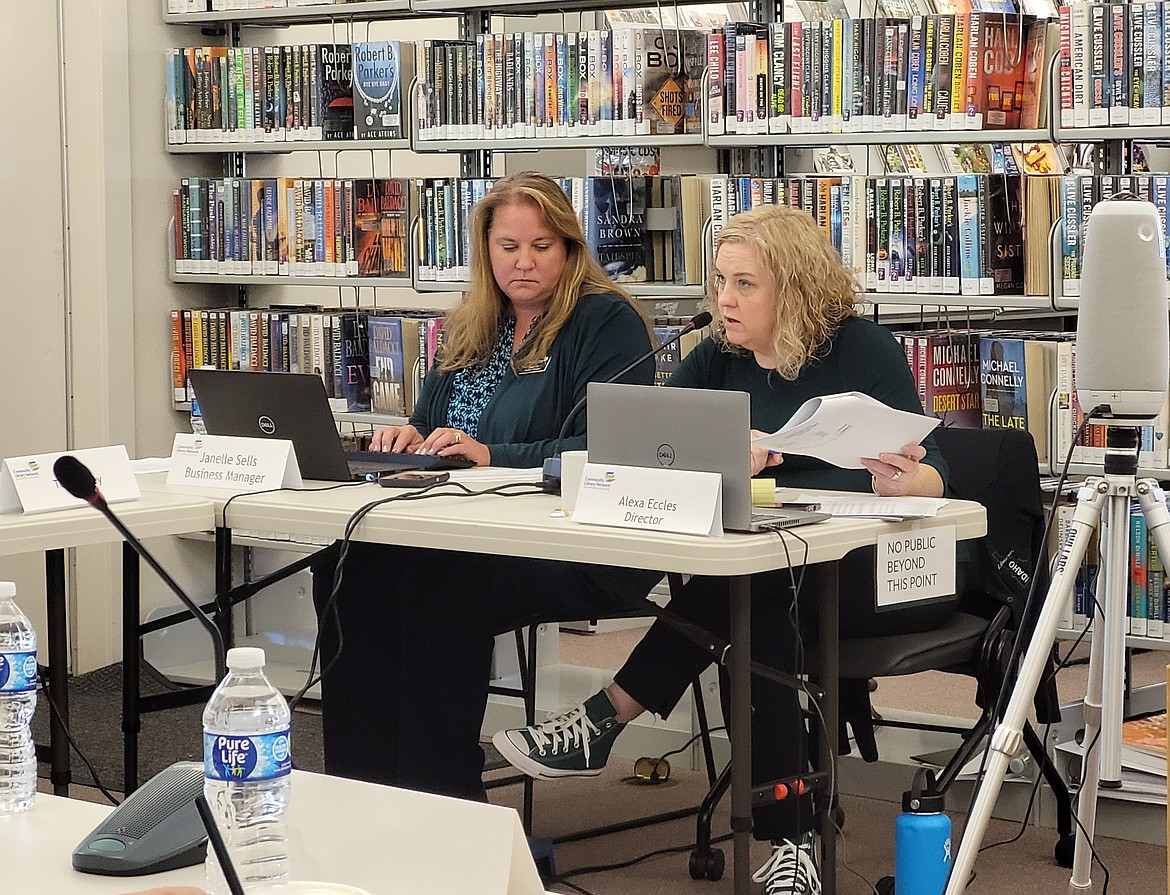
top-left (449, 467), bottom-right (544, 485)
top-left (795, 492), bottom-right (948, 519)
top-left (750, 391), bottom-right (940, 469)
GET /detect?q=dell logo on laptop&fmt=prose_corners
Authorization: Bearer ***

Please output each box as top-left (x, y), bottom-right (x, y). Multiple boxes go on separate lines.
top-left (258, 416), bottom-right (276, 435)
top-left (656, 444), bottom-right (675, 466)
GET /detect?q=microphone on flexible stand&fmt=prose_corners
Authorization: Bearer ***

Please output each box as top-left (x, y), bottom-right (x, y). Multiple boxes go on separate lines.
top-left (52, 455), bottom-right (227, 679)
top-left (541, 310), bottom-right (713, 494)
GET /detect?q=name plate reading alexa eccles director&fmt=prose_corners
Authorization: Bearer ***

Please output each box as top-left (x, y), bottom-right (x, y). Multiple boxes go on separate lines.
top-left (167, 434), bottom-right (303, 491)
top-left (571, 462), bottom-right (724, 537)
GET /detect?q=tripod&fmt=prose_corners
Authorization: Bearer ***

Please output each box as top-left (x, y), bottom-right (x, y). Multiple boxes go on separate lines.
top-left (945, 425), bottom-right (1170, 894)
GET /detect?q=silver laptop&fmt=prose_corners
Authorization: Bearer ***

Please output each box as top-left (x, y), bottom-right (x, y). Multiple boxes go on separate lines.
top-left (188, 370), bottom-right (473, 482)
top-left (586, 383), bottom-right (830, 533)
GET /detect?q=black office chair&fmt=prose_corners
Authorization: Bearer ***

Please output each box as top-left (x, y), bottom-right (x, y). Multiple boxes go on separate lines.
top-left (686, 426), bottom-right (1076, 881)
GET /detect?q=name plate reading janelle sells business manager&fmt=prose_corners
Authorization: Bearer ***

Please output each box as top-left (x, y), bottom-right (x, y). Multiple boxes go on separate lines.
top-left (571, 462), bottom-right (724, 537)
top-left (874, 525), bottom-right (957, 609)
top-left (167, 434), bottom-right (303, 491)
top-left (0, 445), bottom-right (140, 514)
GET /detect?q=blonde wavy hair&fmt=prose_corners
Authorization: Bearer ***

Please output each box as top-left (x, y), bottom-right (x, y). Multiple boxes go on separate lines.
top-left (438, 172), bottom-right (653, 372)
top-left (707, 204), bottom-right (861, 380)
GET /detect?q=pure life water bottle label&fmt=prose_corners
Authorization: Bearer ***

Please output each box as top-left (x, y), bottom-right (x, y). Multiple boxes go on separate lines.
top-left (204, 730), bottom-right (292, 782)
top-left (0, 651), bottom-right (37, 693)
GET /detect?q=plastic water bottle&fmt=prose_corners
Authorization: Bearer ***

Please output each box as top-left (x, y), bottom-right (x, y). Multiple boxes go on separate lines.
top-left (0, 580), bottom-right (37, 815)
top-left (894, 768), bottom-right (951, 895)
top-left (203, 647), bottom-right (291, 894)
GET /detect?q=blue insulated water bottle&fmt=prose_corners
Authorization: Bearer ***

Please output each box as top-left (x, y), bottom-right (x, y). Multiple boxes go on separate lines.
top-left (895, 768), bottom-right (951, 895)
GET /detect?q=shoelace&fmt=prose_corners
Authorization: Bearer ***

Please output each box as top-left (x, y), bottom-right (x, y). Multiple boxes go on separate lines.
top-left (752, 839), bottom-right (822, 895)
top-left (527, 705), bottom-right (600, 761)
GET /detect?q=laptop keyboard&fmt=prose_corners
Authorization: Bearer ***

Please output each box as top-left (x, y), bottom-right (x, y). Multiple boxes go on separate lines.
top-left (346, 451), bottom-right (475, 479)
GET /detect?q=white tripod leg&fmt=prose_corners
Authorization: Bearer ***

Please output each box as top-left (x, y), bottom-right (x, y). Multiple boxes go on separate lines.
top-left (1070, 492), bottom-right (1128, 890)
top-left (944, 483), bottom-right (1107, 895)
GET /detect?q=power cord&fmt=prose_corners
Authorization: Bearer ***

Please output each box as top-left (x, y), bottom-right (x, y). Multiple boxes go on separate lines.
top-left (277, 479), bottom-right (546, 713)
top-left (38, 676), bottom-right (120, 806)
top-left (549, 832), bottom-right (734, 892)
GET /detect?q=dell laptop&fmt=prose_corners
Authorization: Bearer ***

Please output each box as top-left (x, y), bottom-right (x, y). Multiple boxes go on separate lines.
top-left (586, 383), bottom-right (830, 533)
top-left (188, 370), bottom-right (473, 482)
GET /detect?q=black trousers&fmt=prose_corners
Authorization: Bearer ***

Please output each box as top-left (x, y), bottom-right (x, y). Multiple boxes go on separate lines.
top-left (613, 546), bottom-right (967, 843)
top-left (310, 540), bottom-right (662, 800)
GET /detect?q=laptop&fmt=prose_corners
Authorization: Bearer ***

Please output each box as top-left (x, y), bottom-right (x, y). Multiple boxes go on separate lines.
top-left (586, 383), bottom-right (830, 533)
top-left (188, 370), bottom-right (474, 482)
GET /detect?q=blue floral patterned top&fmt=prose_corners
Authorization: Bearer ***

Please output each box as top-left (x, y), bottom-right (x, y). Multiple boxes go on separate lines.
top-left (446, 316), bottom-right (519, 439)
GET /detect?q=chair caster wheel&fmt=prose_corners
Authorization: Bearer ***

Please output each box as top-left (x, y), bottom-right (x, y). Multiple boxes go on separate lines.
top-left (875, 875), bottom-right (895, 895)
top-left (1055, 834), bottom-right (1075, 868)
top-left (688, 847), bottom-right (725, 881)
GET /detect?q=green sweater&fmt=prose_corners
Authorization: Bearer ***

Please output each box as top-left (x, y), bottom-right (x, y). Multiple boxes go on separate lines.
top-left (409, 292), bottom-right (654, 468)
top-left (668, 315), bottom-right (948, 492)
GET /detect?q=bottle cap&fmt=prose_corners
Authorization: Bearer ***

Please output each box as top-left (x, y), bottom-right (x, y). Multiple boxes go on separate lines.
top-left (226, 647), bottom-right (266, 670)
top-left (0, 581), bottom-right (15, 598)
top-left (902, 767), bottom-right (946, 813)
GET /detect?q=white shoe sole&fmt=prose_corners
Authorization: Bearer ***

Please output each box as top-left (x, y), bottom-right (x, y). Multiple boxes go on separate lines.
top-left (490, 729), bottom-right (606, 781)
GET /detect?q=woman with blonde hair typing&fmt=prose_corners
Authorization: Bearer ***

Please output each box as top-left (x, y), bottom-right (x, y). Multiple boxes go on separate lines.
top-left (495, 204), bottom-right (968, 894)
top-left (312, 172), bottom-right (663, 800)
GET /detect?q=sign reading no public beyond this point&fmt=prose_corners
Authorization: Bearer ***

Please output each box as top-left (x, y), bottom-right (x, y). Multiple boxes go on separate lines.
top-left (875, 525), bottom-right (957, 609)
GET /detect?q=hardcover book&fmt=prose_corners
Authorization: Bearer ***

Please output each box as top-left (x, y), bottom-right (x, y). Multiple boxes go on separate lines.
top-left (584, 176), bottom-right (649, 282)
top-left (317, 43), bottom-right (354, 140)
top-left (352, 41), bottom-right (408, 140)
top-left (367, 315), bottom-right (406, 416)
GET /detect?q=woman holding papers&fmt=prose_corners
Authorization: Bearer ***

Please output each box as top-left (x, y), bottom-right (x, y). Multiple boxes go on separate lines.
top-left (312, 173), bottom-right (662, 798)
top-left (495, 204), bottom-right (966, 895)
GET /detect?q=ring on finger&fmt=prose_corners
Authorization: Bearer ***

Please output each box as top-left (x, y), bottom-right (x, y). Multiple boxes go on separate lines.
top-left (891, 469), bottom-right (903, 480)
top-left (454, 431), bottom-right (462, 444)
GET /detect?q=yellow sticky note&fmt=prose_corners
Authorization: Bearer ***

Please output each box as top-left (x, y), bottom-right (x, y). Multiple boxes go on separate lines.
top-left (751, 478), bottom-right (777, 507)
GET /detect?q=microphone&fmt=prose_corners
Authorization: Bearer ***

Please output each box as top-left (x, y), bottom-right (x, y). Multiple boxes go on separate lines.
top-left (53, 455), bottom-right (227, 679)
top-left (541, 310), bottom-right (713, 494)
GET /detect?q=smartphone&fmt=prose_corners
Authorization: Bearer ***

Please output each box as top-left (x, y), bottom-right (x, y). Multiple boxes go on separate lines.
top-left (377, 471), bottom-right (450, 488)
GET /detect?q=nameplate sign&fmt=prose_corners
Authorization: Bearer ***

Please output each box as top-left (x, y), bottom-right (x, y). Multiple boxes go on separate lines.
top-left (572, 462), bottom-right (723, 537)
top-left (167, 434), bottom-right (303, 491)
top-left (0, 445), bottom-right (140, 515)
top-left (875, 525), bottom-right (957, 609)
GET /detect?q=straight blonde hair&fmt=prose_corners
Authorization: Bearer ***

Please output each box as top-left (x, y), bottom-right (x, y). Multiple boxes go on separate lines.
top-left (707, 204), bottom-right (861, 380)
top-left (439, 172), bottom-right (653, 372)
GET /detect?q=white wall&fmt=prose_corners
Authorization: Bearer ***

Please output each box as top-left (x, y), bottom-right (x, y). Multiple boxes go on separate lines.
top-left (0, 6), bottom-right (68, 644)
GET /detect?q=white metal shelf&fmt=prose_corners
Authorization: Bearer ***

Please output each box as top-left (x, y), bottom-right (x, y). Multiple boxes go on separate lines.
top-left (412, 134), bottom-right (703, 152)
top-left (707, 128), bottom-right (1050, 148)
top-left (167, 138), bottom-right (410, 154)
top-left (171, 270), bottom-right (419, 287)
top-left (163, 0), bottom-right (416, 25)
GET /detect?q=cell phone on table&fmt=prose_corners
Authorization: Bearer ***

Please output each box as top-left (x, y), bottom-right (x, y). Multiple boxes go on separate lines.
top-left (377, 471), bottom-right (450, 488)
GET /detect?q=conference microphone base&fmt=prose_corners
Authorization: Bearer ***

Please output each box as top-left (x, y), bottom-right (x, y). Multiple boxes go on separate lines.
top-left (540, 457), bottom-right (562, 495)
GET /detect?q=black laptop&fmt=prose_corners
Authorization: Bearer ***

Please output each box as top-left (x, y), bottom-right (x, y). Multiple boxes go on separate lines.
top-left (187, 370), bottom-right (474, 482)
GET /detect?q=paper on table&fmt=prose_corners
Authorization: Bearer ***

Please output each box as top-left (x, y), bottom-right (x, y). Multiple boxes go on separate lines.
top-left (795, 493), bottom-right (948, 519)
top-left (751, 392), bottom-right (940, 469)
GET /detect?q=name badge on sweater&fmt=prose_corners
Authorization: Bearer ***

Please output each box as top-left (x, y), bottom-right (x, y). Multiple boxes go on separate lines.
top-left (516, 357), bottom-right (551, 375)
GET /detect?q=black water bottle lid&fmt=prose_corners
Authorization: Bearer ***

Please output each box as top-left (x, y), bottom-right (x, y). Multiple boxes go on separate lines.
top-left (902, 768), bottom-right (946, 813)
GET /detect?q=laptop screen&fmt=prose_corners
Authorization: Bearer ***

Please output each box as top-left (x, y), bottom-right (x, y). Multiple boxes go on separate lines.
top-left (586, 382), bottom-right (754, 531)
top-left (188, 370), bottom-right (354, 481)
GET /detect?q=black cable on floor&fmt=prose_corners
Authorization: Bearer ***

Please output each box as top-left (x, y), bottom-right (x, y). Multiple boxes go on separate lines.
top-left (39, 678), bottom-right (120, 806)
top-left (550, 832), bottom-right (734, 888)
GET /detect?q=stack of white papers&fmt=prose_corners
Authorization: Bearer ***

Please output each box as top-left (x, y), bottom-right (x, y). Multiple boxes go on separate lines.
top-left (750, 392), bottom-right (940, 469)
top-left (795, 493), bottom-right (949, 521)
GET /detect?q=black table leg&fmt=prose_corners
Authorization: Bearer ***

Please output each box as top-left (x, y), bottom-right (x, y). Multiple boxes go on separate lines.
top-left (215, 526), bottom-right (233, 677)
top-left (45, 549), bottom-right (70, 796)
top-left (122, 542), bottom-right (140, 795)
top-left (818, 562), bottom-right (839, 894)
top-left (729, 574), bottom-right (752, 895)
